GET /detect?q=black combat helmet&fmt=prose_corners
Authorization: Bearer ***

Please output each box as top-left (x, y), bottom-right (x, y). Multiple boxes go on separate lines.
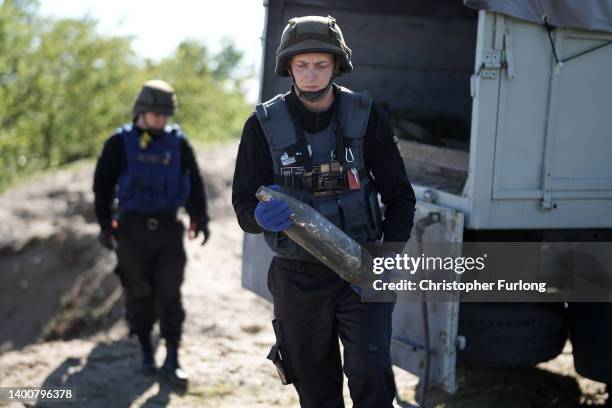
top-left (275, 15), bottom-right (352, 77)
top-left (132, 79), bottom-right (178, 118)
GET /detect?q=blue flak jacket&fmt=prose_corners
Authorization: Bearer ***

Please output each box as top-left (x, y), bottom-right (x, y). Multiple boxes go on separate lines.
top-left (117, 124), bottom-right (190, 214)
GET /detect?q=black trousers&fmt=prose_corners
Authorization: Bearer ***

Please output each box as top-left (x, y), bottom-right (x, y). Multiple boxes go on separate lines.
top-left (115, 213), bottom-right (186, 344)
top-left (268, 257), bottom-right (396, 408)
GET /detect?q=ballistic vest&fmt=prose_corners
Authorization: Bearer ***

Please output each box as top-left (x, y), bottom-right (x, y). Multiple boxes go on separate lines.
top-left (255, 87), bottom-right (383, 260)
top-left (117, 124), bottom-right (190, 214)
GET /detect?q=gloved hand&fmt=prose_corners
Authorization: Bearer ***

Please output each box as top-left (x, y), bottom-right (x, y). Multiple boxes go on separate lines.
top-left (98, 227), bottom-right (117, 250)
top-left (255, 185), bottom-right (293, 232)
top-left (189, 218), bottom-right (210, 246)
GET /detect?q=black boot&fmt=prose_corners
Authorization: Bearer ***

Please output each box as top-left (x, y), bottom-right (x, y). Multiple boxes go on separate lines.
top-left (160, 340), bottom-right (188, 388)
top-left (137, 332), bottom-right (157, 375)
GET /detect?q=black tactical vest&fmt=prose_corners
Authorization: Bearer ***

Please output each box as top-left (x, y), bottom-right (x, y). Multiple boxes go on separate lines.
top-left (255, 87), bottom-right (383, 261)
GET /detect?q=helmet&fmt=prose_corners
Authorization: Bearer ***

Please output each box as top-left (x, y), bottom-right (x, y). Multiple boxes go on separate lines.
top-left (132, 79), bottom-right (178, 118)
top-left (275, 15), bottom-right (352, 77)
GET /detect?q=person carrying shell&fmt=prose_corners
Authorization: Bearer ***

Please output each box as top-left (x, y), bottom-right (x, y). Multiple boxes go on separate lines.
top-left (232, 16), bottom-right (416, 407)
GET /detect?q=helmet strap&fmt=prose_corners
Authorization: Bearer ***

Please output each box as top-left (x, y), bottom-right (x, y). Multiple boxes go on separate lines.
top-left (289, 70), bottom-right (336, 103)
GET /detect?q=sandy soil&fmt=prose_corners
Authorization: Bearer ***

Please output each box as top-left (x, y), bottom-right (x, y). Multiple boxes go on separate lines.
top-left (0, 144), bottom-right (608, 407)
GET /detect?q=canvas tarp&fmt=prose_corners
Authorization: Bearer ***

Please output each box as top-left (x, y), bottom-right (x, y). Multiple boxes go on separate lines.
top-left (464, 0), bottom-right (612, 33)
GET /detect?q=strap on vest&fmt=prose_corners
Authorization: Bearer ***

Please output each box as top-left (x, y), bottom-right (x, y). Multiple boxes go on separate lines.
top-left (334, 95), bottom-right (345, 167)
top-left (284, 97), bottom-right (314, 171)
top-left (255, 104), bottom-right (270, 123)
top-left (255, 87), bottom-right (372, 173)
top-left (273, 168), bottom-right (369, 191)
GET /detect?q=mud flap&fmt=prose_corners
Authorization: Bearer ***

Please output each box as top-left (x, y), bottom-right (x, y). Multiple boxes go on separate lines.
top-left (390, 201), bottom-right (464, 394)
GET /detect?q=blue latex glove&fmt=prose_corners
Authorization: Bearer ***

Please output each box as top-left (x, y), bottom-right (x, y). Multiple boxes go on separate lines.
top-left (255, 185), bottom-right (293, 232)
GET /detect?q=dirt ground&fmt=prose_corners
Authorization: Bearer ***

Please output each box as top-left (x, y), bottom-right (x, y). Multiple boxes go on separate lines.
top-left (0, 144), bottom-right (609, 407)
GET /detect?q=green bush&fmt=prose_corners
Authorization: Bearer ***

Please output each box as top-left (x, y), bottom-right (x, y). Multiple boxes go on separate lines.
top-left (0, 0), bottom-right (251, 191)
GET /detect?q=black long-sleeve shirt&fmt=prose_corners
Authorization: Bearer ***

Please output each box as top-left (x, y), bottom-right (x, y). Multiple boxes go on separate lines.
top-left (232, 85), bottom-right (416, 243)
top-left (93, 125), bottom-right (209, 230)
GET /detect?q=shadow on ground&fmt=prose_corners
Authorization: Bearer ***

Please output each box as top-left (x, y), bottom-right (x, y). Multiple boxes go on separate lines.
top-left (400, 366), bottom-right (595, 408)
top-left (36, 339), bottom-right (186, 408)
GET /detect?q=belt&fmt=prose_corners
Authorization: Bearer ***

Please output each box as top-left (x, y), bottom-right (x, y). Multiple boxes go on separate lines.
top-left (119, 211), bottom-right (178, 231)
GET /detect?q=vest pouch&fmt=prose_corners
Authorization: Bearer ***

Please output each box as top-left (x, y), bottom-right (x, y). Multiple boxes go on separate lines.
top-left (161, 172), bottom-right (190, 208)
top-left (270, 136), bottom-right (299, 162)
top-left (151, 193), bottom-right (167, 210)
top-left (367, 187), bottom-right (384, 241)
top-left (313, 197), bottom-right (342, 230)
top-left (152, 172), bottom-right (166, 193)
top-left (338, 192), bottom-right (370, 243)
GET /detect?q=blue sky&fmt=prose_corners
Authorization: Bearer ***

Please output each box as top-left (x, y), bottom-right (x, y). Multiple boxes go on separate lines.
top-left (38, 0), bottom-right (267, 101)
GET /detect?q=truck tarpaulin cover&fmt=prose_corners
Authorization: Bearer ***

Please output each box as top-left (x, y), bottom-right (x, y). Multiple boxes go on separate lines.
top-left (464, 0), bottom-right (612, 33)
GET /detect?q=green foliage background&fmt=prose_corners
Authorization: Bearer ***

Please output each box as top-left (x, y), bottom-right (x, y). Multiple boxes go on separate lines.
top-left (0, 0), bottom-right (252, 191)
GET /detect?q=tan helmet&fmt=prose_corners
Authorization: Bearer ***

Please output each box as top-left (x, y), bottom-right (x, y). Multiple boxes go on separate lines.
top-left (275, 15), bottom-right (352, 77)
top-left (132, 79), bottom-right (178, 118)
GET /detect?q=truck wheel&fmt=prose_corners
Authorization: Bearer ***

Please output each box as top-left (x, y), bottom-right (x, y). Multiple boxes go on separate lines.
top-left (458, 303), bottom-right (567, 368)
top-left (567, 302), bottom-right (612, 384)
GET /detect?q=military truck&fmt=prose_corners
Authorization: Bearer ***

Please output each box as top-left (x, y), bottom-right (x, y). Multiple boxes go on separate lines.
top-left (242, 0), bottom-right (612, 399)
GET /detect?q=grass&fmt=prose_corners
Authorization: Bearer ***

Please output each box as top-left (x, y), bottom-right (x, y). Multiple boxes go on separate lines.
top-left (187, 381), bottom-right (235, 400)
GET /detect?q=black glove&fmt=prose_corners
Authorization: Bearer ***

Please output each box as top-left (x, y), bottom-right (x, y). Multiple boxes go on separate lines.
top-left (98, 227), bottom-right (117, 250)
top-left (189, 218), bottom-right (210, 246)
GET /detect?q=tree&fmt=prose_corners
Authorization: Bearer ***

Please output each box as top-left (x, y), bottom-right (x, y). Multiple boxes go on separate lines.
top-left (0, 2), bottom-right (250, 191)
top-left (213, 37), bottom-right (243, 80)
top-left (145, 39), bottom-right (250, 144)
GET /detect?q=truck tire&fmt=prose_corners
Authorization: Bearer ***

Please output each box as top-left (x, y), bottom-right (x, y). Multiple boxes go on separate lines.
top-left (567, 302), bottom-right (612, 384)
top-left (458, 303), bottom-right (568, 368)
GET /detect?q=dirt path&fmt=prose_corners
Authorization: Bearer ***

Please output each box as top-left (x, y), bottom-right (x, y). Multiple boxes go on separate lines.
top-left (0, 144), bottom-right (608, 407)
